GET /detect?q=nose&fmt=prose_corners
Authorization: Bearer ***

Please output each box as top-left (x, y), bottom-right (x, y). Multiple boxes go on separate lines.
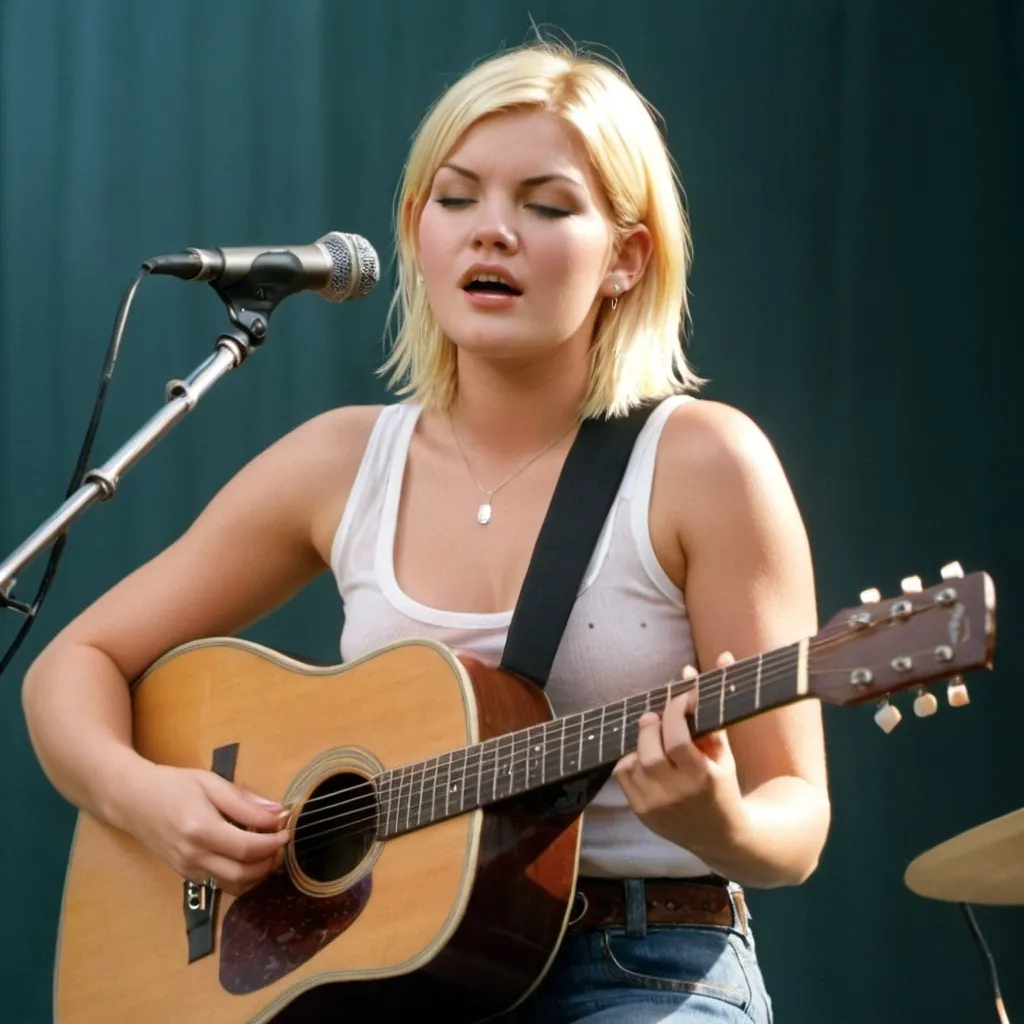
top-left (471, 205), bottom-right (519, 254)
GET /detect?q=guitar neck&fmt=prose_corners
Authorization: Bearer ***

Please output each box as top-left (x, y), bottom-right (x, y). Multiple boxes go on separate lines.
top-left (377, 639), bottom-right (807, 838)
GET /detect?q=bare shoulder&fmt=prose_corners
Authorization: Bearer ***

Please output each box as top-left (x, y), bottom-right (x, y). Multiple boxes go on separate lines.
top-left (649, 399), bottom-right (813, 622)
top-left (47, 403), bottom-right (386, 681)
top-left (657, 399), bottom-right (788, 490)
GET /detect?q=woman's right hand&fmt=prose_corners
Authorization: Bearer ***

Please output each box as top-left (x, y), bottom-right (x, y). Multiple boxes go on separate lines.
top-left (113, 762), bottom-right (291, 895)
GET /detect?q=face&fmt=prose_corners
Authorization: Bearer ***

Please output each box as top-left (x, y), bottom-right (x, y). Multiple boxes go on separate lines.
top-left (417, 109), bottom-right (620, 362)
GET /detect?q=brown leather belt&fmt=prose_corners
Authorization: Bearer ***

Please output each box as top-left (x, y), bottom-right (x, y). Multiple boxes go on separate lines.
top-left (568, 877), bottom-right (748, 935)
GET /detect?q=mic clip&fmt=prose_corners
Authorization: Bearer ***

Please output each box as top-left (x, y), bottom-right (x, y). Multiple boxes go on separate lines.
top-left (213, 251), bottom-right (309, 336)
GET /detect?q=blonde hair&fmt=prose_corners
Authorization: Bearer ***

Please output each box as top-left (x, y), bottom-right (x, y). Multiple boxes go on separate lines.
top-left (382, 40), bottom-right (701, 418)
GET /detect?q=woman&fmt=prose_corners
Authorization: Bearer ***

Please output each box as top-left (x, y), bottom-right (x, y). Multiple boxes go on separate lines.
top-left (23, 41), bottom-right (829, 1023)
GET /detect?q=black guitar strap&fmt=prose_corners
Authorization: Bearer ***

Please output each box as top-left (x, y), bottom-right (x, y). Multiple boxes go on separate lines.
top-left (499, 401), bottom-right (659, 688)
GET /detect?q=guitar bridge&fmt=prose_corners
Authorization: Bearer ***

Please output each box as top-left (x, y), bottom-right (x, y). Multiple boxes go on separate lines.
top-left (183, 743), bottom-right (238, 963)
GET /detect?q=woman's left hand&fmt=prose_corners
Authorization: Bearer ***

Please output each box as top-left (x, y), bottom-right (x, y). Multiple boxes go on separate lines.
top-left (613, 651), bottom-right (748, 857)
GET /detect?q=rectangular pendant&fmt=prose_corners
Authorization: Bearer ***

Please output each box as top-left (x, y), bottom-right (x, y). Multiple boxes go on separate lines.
top-left (477, 503), bottom-right (492, 525)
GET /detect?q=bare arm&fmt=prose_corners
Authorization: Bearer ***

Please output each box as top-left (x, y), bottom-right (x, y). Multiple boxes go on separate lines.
top-left (21, 405), bottom-right (380, 886)
top-left (627, 400), bottom-right (830, 887)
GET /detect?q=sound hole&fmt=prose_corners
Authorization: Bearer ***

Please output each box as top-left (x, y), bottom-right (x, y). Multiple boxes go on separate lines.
top-left (292, 771), bottom-right (378, 883)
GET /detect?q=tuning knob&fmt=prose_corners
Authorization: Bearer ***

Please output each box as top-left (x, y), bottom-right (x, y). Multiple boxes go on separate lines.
top-left (901, 575), bottom-right (923, 594)
top-left (860, 587), bottom-right (882, 604)
top-left (913, 689), bottom-right (939, 717)
top-left (947, 676), bottom-right (970, 707)
top-left (874, 699), bottom-right (903, 733)
top-left (940, 561), bottom-right (965, 580)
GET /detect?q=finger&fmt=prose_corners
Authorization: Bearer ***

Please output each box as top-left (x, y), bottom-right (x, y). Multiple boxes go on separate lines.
top-left (201, 851), bottom-right (280, 896)
top-left (661, 690), bottom-right (702, 769)
top-left (716, 650), bottom-right (736, 668)
top-left (201, 774), bottom-right (289, 833)
top-left (693, 726), bottom-right (731, 763)
top-left (208, 817), bottom-right (291, 864)
top-left (635, 711), bottom-right (670, 773)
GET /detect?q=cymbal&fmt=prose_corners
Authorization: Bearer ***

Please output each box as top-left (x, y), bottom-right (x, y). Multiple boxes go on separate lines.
top-left (905, 808), bottom-right (1024, 905)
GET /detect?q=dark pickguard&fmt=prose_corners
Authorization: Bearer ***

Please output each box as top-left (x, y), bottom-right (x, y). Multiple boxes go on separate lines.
top-left (219, 872), bottom-right (371, 995)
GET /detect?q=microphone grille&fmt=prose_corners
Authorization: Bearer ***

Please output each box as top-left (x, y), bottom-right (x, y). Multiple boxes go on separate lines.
top-left (318, 232), bottom-right (380, 302)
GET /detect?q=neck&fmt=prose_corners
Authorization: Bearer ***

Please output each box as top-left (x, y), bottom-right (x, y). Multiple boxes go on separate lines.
top-left (377, 640), bottom-right (809, 838)
top-left (450, 341), bottom-right (590, 456)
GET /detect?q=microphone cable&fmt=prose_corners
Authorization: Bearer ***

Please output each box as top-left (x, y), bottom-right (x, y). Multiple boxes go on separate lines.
top-left (0, 265), bottom-right (151, 676)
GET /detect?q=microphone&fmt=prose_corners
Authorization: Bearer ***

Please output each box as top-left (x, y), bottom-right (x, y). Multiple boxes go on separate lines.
top-left (144, 232), bottom-right (380, 303)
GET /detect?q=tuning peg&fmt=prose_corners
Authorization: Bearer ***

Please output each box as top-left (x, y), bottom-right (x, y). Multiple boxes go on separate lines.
top-left (874, 698), bottom-right (903, 733)
top-left (913, 689), bottom-right (939, 717)
top-left (900, 575), bottom-right (923, 594)
top-left (940, 561), bottom-right (964, 580)
top-left (947, 676), bottom-right (970, 707)
top-left (860, 587), bottom-right (882, 604)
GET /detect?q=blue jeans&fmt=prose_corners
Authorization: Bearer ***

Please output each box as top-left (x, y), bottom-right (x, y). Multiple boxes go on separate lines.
top-left (496, 916), bottom-right (773, 1022)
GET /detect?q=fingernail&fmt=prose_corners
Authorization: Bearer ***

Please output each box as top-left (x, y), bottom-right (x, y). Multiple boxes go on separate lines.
top-left (277, 809), bottom-right (292, 820)
top-left (252, 796), bottom-right (282, 808)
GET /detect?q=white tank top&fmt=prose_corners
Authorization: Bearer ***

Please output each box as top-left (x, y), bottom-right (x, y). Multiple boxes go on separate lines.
top-left (330, 395), bottom-right (712, 878)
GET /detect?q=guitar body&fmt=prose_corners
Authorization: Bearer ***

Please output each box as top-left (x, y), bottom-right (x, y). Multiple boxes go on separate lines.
top-left (55, 638), bottom-right (585, 1023)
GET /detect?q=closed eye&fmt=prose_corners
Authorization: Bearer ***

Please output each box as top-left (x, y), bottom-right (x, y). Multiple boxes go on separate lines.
top-left (437, 197), bottom-right (474, 208)
top-left (529, 204), bottom-right (572, 218)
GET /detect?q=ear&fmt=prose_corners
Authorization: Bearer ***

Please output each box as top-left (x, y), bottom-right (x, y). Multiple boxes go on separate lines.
top-left (602, 224), bottom-right (653, 298)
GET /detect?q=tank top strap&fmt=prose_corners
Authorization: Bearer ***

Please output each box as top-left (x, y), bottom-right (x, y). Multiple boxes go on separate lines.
top-left (329, 402), bottom-right (422, 579)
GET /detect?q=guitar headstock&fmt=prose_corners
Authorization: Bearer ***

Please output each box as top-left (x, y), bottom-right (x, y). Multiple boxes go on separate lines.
top-left (810, 562), bottom-right (996, 732)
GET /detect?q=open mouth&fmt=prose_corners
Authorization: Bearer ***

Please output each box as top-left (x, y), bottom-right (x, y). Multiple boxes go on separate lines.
top-left (463, 279), bottom-right (522, 297)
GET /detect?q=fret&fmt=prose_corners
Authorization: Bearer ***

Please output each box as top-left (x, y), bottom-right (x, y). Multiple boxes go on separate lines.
top-left (377, 771), bottom-right (390, 838)
top-left (442, 752), bottom-right (453, 817)
top-left (496, 735), bottom-right (512, 800)
top-left (528, 724), bottom-right (544, 789)
top-left (387, 765), bottom-right (399, 835)
top-left (429, 755), bottom-right (445, 823)
top-left (754, 653), bottom-right (763, 709)
top-left (619, 700), bottom-right (628, 755)
top-left (391, 765), bottom-right (404, 834)
top-left (404, 761), bottom-right (416, 831)
top-left (718, 666), bottom-right (726, 726)
top-left (490, 737), bottom-right (500, 802)
top-left (416, 759), bottom-right (429, 827)
top-left (598, 705), bottom-right (606, 763)
top-left (539, 722), bottom-right (548, 786)
top-left (584, 710), bottom-right (603, 770)
top-left (559, 715), bottom-right (567, 777)
top-left (457, 746), bottom-right (470, 812)
top-left (509, 730), bottom-right (522, 795)
top-left (575, 712), bottom-right (585, 773)
top-left (473, 742), bottom-right (483, 810)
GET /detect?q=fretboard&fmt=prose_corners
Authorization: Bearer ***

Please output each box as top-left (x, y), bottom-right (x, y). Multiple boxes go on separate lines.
top-left (376, 640), bottom-right (806, 839)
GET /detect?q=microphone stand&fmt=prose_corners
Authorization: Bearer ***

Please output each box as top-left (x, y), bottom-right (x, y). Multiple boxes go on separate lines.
top-left (0, 254), bottom-right (304, 675)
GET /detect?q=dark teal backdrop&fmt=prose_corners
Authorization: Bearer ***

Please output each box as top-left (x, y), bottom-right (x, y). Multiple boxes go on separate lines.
top-left (2, 1), bottom-right (1022, 1021)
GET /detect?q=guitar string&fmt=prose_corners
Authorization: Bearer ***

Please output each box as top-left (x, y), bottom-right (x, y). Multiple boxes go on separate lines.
top-left (288, 613), bottom-right (947, 847)
top-left (290, 638), bottom-right (808, 832)
top-left (292, 633), bottom-right (953, 853)
top-left (290, 646), bottom-right (950, 861)
top-left (291, 619), bottom-right (859, 819)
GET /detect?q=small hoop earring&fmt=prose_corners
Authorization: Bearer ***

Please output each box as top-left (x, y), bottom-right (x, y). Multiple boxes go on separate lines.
top-left (610, 283), bottom-right (621, 310)
top-left (610, 296), bottom-right (618, 310)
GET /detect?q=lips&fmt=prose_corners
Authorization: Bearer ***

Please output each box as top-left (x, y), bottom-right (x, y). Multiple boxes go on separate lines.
top-left (458, 264), bottom-right (524, 295)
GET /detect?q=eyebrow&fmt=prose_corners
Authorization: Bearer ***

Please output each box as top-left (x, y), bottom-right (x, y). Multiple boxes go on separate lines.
top-left (438, 162), bottom-right (585, 189)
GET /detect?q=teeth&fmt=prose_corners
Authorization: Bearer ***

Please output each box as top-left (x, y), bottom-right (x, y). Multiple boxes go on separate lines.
top-left (472, 273), bottom-right (514, 287)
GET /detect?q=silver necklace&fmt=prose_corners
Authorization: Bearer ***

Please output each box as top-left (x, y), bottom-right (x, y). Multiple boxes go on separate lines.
top-left (449, 410), bottom-right (578, 524)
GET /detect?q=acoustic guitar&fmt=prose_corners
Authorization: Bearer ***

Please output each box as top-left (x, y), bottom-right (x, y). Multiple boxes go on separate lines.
top-left (54, 565), bottom-right (995, 1022)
